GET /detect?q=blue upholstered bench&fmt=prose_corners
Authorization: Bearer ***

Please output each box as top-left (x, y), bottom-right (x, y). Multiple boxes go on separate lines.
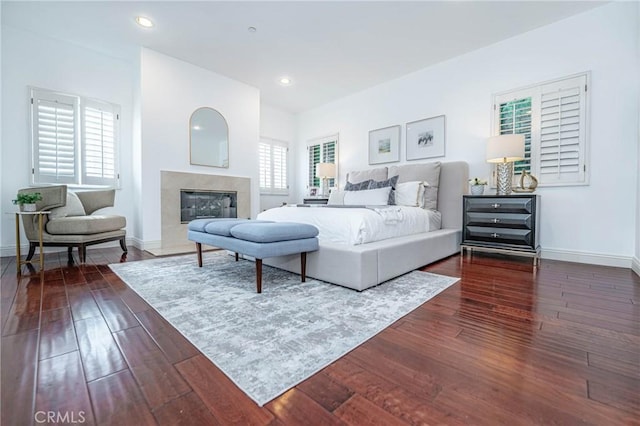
top-left (187, 219), bottom-right (319, 293)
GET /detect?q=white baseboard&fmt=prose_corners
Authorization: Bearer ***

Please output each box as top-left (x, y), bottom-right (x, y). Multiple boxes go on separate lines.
top-left (632, 256), bottom-right (640, 277)
top-left (139, 239), bottom-right (161, 251)
top-left (542, 248), bottom-right (633, 269)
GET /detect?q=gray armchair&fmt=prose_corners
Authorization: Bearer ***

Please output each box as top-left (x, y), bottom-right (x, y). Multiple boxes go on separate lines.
top-left (18, 185), bottom-right (127, 263)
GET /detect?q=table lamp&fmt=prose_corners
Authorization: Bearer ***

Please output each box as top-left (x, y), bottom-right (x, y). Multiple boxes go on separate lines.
top-left (316, 163), bottom-right (336, 197)
top-left (486, 134), bottom-right (525, 195)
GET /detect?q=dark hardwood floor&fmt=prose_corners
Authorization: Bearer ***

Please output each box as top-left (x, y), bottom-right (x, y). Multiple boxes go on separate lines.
top-left (1, 247), bottom-right (639, 425)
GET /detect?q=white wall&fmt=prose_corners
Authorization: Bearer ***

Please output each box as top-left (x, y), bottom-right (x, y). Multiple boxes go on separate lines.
top-left (139, 49), bottom-right (260, 248)
top-left (0, 26), bottom-right (136, 255)
top-left (297, 2), bottom-right (639, 267)
top-left (635, 2), bottom-right (640, 277)
top-left (260, 103), bottom-right (297, 211)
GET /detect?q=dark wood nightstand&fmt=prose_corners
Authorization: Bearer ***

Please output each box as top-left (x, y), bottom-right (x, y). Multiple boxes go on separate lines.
top-left (303, 198), bottom-right (329, 205)
top-left (461, 194), bottom-right (540, 266)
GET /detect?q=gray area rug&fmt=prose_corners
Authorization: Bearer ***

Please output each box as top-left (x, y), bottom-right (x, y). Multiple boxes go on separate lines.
top-left (109, 251), bottom-right (459, 406)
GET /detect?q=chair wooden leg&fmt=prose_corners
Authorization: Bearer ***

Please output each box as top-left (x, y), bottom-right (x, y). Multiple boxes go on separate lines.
top-left (256, 259), bottom-right (262, 294)
top-left (79, 245), bottom-right (87, 264)
top-left (119, 238), bottom-right (128, 253)
top-left (196, 243), bottom-right (203, 267)
top-left (301, 252), bottom-right (307, 282)
top-left (26, 243), bottom-right (37, 261)
top-left (67, 247), bottom-right (74, 263)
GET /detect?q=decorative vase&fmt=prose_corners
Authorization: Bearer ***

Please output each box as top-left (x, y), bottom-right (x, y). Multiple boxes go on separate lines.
top-left (470, 185), bottom-right (485, 195)
top-left (22, 203), bottom-right (37, 212)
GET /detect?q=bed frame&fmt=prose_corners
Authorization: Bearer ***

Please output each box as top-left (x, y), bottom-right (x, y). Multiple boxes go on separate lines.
top-left (265, 161), bottom-right (469, 291)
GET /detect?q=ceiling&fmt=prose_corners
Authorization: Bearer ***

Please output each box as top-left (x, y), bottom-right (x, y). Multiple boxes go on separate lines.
top-left (2, 1), bottom-right (605, 113)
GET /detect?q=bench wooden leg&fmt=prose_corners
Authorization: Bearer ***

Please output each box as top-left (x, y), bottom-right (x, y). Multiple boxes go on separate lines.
top-left (196, 243), bottom-right (203, 267)
top-left (301, 252), bottom-right (307, 282)
top-left (256, 258), bottom-right (262, 293)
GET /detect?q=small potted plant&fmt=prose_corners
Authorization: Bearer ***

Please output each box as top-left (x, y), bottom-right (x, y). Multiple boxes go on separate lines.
top-left (12, 192), bottom-right (42, 212)
top-left (469, 178), bottom-right (487, 195)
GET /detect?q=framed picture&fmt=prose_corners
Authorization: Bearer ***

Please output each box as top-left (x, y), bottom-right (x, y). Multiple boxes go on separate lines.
top-left (369, 125), bottom-right (400, 165)
top-left (405, 115), bottom-right (446, 161)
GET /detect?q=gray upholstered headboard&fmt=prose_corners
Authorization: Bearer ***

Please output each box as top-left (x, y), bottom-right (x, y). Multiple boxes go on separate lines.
top-left (437, 161), bottom-right (469, 229)
top-left (344, 160), bottom-right (469, 230)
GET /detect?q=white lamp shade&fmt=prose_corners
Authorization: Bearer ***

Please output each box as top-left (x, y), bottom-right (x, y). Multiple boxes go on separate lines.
top-left (316, 162), bottom-right (336, 178)
top-left (486, 134), bottom-right (525, 163)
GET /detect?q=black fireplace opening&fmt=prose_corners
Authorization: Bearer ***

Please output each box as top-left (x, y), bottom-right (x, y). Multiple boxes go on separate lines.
top-left (180, 190), bottom-right (238, 223)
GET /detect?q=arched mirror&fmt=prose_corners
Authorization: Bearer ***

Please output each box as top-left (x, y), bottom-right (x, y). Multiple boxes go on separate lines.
top-left (190, 107), bottom-right (229, 168)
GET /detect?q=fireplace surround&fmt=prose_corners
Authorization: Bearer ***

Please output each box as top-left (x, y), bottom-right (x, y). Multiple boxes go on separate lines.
top-left (159, 171), bottom-right (251, 254)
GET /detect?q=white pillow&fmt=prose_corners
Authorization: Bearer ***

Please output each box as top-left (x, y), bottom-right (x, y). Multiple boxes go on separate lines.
top-left (49, 192), bottom-right (86, 219)
top-left (394, 181), bottom-right (426, 207)
top-left (327, 189), bottom-right (345, 205)
top-left (343, 186), bottom-right (391, 205)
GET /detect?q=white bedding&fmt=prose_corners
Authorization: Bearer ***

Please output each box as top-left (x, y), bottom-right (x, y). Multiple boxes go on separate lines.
top-left (256, 205), bottom-right (441, 245)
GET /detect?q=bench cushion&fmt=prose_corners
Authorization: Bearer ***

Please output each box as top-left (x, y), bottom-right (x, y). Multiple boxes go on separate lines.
top-left (230, 222), bottom-right (319, 243)
top-left (46, 215), bottom-right (126, 235)
top-left (205, 219), bottom-right (272, 236)
top-left (187, 218), bottom-right (227, 233)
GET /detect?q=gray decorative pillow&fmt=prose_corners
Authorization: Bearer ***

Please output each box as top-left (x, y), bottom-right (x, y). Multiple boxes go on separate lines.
top-left (368, 175), bottom-right (399, 204)
top-left (48, 192), bottom-right (86, 220)
top-left (344, 180), bottom-right (372, 191)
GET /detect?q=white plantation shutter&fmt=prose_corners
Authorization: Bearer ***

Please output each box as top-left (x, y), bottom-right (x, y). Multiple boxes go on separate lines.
top-left (259, 138), bottom-right (288, 195)
top-left (538, 75), bottom-right (587, 184)
top-left (30, 87), bottom-right (121, 187)
top-left (259, 142), bottom-right (272, 189)
top-left (308, 144), bottom-right (321, 188)
top-left (82, 99), bottom-right (119, 186)
top-left (492, 73), bottom-right (589, 187)
top-left (272, 143), bottom-right (288, 192)
top-left (32, 90), bottom-right (79, 184)
top-left (307, 134), bottom-right (338, 189)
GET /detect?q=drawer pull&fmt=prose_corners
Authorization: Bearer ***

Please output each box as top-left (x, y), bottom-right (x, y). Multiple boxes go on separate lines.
top-left (492, 218), bottom-right (500, 223)
top-left (491, 233), bottom-right (500, 238)
top-left (492, 203), bottom-right (501, 208)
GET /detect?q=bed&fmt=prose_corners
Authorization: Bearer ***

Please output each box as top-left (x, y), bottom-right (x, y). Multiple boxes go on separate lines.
top-left (257, 161), bottom-right (469, 291)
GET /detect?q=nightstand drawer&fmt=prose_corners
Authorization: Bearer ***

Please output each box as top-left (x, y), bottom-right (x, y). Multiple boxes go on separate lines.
top-left (465, 226), bottom-right (534, 248)
top-left (465, 212), bottom-right (532, 229)
top-left (465, 197), bottom-right (533, 214)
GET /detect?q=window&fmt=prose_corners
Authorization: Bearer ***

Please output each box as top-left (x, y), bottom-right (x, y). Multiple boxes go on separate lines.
top-left (259, 137), bottom-right (288, 195)
top-left (492, 72), bottom-right (589, 186)
top-left (30, 87), bottom-right (120, 187)
top-left (307, 134), bottom-right (338, 189)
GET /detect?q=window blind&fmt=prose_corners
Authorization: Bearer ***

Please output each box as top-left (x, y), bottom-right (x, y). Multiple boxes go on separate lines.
top-left (32, 90), bottom-right (79, 184)
top-left (259, 138), bottom-right (288, 195)
top-left (82, 99), bottom-right (119, 186)
top-left (307, 134), bottom-right (338, 189)
top-left (31, 87), bottom-right (121, 187)
top-left (259, 142), bottom-right (272, 189)
top-left (492, 72), bottom-right (588, 187)
top-left (538, 76), bottom-right (586, 184)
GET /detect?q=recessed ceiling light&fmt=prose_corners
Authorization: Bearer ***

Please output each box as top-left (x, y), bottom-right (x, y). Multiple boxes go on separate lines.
top-left (279, 77), bottom-right (292, 86)
top-left (135, 16), bottom-right (154, 28)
